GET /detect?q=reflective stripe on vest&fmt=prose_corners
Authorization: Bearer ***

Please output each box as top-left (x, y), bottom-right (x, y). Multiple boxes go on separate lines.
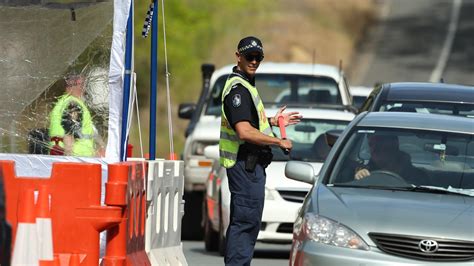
top-left (49, 94), bottom-right (95, 156)
top-left (219, 76), bottom-right (274, 168)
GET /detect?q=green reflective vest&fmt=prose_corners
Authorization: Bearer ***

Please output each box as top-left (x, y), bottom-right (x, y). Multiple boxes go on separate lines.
top-left (219, 76), bottom-right (274, 168)
top-left (49, 94), bottom-right (95, 156)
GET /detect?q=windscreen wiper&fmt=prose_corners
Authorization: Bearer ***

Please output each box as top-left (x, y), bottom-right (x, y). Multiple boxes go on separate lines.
top-left (329, 184), bottom-right (471, 196)
top-left (407, 185), bottom-right (470, 196)
top-left (328, 184), bottom-right (402, 190)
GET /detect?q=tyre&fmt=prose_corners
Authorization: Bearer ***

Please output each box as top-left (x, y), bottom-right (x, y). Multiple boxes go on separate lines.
top-left (203, 204), bottom-right (219, 251)
top-left (218, 199), bottom-right (226, 256)
top-left (181, 191), bottom-right (204, 240)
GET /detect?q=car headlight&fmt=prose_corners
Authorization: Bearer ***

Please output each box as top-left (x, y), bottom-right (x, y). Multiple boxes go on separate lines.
top-left (192, 141), bottom-right (213, 156)
top-left (297, 213), bottom-right (369, 250)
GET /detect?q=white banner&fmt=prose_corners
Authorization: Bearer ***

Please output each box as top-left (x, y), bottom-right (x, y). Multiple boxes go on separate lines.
top-left (106, 0), bottom-right (133, 162)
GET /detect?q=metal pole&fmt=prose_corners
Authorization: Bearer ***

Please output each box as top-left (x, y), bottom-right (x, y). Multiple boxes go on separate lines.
top-left (120, 3), bottom-right (134, 161)
top-left (149, 0), bottom-right (158, 160)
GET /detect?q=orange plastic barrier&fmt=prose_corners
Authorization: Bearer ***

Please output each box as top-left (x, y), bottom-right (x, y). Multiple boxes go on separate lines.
top-left (102, 161), bottom-right (150, 266)
top-left (2, 160), bottom-right (123, 265)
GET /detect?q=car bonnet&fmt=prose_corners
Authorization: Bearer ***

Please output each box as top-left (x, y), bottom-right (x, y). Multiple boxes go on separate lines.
top-left (314, 185), bottom-right (474, 243)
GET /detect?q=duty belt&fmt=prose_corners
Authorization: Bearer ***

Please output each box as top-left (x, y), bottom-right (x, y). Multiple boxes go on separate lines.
top-left (237, 148), bottom-right (273, 166)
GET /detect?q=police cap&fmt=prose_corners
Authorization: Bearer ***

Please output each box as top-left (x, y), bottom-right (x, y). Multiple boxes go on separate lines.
top-left (237, 36), bottom-right (264, 55)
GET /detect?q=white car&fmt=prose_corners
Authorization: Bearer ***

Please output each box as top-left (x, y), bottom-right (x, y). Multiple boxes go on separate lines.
top-left (180, 62), bottom-right (354, 192)
top-left (350, 85), bottom-right (373, 109)
top-left (202, 107), bottom-right (355, 254)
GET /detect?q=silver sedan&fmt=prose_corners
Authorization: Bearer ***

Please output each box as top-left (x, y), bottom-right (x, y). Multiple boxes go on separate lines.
top-left (286, 112), bottom-right (474, 265)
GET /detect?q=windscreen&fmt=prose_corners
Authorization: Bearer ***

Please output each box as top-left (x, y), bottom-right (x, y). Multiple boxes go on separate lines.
top-left (328, 127), bottom-right (474, 194)
top-left (270, 118), bottom-right (349, 162)
top-left (0, 0), bottom-right (113, 156)
top-left (379, 101), bottom-right (474, 118)
top-left (206, 74), bottom-right (341, 116)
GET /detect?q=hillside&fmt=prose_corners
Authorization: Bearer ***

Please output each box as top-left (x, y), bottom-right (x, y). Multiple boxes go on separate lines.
top-left (130, 0), bottom-right (379, 158)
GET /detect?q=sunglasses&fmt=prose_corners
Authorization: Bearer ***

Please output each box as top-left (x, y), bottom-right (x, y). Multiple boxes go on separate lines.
top-left (243, 53), bottom-right (264, 62)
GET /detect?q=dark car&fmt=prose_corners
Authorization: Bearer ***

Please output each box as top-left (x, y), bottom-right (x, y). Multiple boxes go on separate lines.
top-left (359, 82), bottom-right (474, 117)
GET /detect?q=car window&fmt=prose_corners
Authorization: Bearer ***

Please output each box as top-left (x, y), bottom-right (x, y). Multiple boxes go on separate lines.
top-left (270, 118), bottom-right (349, 162)
top-left (379, 101), bottom-right (474, 118)
top-left (353, 96), bottom-right (368, 109)
top-left (206, 74), bottom-right (341, 116)
top-left (327, 127), bottom-right (474, 192)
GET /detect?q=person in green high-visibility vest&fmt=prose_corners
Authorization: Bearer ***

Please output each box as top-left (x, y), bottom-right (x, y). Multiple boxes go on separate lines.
top-left (220, 36), bottom-right (302, 266)
top-left (49, 74), bottom-right (98, 157)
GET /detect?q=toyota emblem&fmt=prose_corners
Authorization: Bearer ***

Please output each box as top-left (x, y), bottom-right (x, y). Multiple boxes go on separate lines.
top-left (418, 239), bottom-right (439, 253)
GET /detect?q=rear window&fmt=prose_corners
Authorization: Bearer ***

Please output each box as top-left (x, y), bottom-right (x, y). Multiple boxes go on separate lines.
top-left (206, 74), bottom-right (341, 116)
top-left (378, 101), bottom-right (474, 118)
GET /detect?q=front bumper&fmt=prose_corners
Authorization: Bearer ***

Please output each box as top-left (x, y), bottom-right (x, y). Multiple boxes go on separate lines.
top-left (291, 241), bottom-right (474, 266)
top-left (257, 197), bottom-right (301, 243)
top-left (184, 158), bottom-right (212, 191)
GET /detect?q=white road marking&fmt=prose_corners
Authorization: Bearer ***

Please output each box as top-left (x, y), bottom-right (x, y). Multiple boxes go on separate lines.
top-left (429, 0), bottom-right (462, 83)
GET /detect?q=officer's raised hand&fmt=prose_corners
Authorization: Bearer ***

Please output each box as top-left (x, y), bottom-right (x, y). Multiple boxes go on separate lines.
top-left (270, 105), bottom-right (302, 127)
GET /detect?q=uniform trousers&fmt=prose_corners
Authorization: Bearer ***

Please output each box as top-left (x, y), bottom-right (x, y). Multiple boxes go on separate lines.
top-left (224, 160), bottom-right (266, 266)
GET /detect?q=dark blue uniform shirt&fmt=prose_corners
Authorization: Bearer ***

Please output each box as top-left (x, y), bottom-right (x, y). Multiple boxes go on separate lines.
top-left (223, 68), bottom-right (259, 130)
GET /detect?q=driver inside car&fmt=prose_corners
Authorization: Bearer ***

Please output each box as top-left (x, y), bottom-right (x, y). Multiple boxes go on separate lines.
top-left (354, 134), bottom-right (428, 185)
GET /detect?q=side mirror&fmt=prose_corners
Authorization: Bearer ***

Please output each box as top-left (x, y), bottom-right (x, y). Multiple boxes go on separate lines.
top-left (325, 129), bottom-right (343, 147)
top-left (285, 161), bottom-right (316, 184)
top-left (178, 103), bottom-right (196, 119)
top-left (203, 144), bottom-right (220, 161)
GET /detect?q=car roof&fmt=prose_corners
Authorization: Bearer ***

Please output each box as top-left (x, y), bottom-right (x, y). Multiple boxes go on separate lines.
top-left (266, 107), bottom-right (355, 121)
top-left (350, 86), bottom-right (373, 96)
top-left (383, 82), bottom-right (474, 103)
top-left (358, 112), bottom-right (474, 134)
top-left (211, 62), bottom-right (343, 83)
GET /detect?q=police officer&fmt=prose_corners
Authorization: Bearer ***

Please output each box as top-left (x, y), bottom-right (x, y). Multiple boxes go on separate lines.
top-left (49, 74), bottom-right (96, 157)
top-left (220, 36), bottom-right (301, 265)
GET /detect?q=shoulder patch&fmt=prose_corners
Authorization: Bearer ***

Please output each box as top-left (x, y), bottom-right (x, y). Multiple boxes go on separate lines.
top-left (232, 94), bottom-right (241, 108)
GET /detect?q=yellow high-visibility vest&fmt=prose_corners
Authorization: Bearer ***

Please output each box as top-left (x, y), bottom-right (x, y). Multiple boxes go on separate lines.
top-left (219, 76), bottom-right (274, 168)
top-left (49, 94), bottom-right (95, 156)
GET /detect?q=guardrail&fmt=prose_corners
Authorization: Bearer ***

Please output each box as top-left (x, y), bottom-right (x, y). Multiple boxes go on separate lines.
top-left (146, 160), bottom-right (187, 265)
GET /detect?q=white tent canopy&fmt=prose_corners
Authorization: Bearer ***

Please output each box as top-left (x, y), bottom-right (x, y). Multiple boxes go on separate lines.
top-left (0, 0), bottom-right (132, 174)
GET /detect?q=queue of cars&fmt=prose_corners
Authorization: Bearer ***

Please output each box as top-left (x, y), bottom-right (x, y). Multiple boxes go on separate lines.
top-left (178, 62), bottom-right (354, 237)
top-left (179, 60), bottom-right (474, 264)
top-left (179, 62), bottom-right (354, 192)
top-left (202, 108), bottom-right (355, 254)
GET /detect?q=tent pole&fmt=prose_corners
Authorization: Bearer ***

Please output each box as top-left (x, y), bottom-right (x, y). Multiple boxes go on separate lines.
top-left (120, 2), bottom-right (134, 161)
top-left (149, 0), bottom-right (158, 160)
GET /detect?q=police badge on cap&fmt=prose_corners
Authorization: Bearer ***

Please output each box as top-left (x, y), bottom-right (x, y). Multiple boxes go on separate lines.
top-left (237, 36), bottom-right (264, 55)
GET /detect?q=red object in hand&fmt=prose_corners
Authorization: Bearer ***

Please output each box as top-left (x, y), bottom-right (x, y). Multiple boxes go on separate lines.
top-left (277, 116), bottom-right (287, 139)
top-left (277, 115), bottom-right (290, 155)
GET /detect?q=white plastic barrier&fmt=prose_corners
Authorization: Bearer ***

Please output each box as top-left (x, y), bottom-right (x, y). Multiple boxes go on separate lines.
top-left (145, 160), bottom-right (187, 266)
